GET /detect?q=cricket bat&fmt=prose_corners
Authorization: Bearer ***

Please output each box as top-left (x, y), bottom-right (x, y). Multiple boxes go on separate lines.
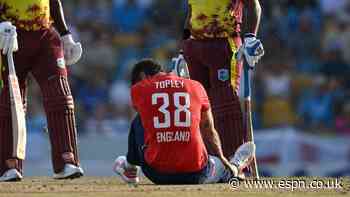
top-left (237, 48), bottom-right (259, 179)
top-left (6, 53), bottom-right (26, 160)
top-left (243, 66), bottom-right (259, 179)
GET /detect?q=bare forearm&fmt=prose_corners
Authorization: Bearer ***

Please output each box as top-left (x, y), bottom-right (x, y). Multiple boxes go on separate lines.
top-left (200, 111), bottom-right (225, 158)
top-left (207, 128), bottom-right (225, 158)
top-left (245, 0), bottom-right (261, 35)
top-left (184, 3), bottom-right (191, 30)
top-left (50, 0), bottom-right (69, 36)
top-left (183, 2), bottom-right (191, 39)
top-left (200, 109), bottom-right (237, 174)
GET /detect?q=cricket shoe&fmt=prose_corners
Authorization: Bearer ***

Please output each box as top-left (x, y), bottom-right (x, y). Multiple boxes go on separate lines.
top-left (0, 169), bottom-right (22, 182)
top-left (230, 142), bottom-right (256, 173)
top-left (53, 164), bottom-right (84, 179)
top-left (113, 156), bottom-right (140, 184)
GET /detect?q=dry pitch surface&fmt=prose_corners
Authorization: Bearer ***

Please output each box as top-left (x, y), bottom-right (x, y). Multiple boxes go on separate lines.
top-left (0, 177), bottom-right (349, 197)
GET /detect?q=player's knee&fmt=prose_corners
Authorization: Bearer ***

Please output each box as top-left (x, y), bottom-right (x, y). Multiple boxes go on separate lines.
top-left (0, 103), bottom-right (10, 117)
top-left (40, 75), bottom-right (74, 112)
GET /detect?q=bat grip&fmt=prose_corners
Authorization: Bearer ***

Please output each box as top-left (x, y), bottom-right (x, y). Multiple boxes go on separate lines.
top-left (236, 47), bottom-right (251, 99)
top-left (7, 52), bottom-right (16, 75)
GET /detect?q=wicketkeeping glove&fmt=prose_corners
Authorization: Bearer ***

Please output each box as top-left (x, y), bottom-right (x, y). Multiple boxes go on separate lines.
top-left (242, 33), bottom-right (264, 68)
top-left (0, 21), bottom-right (18, 55)
top-left (61, 34), bottom-right (82, 65)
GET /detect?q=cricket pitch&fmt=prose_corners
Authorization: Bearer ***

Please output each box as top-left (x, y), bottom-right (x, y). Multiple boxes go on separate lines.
top-left (0, 177), bottom-right (348, 197)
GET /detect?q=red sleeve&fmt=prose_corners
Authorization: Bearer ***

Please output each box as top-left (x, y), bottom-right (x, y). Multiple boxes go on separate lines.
top-left (197, 83), bottom-right (210, 112)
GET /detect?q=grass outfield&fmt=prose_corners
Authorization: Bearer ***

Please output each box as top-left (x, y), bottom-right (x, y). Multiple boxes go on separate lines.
top-left (0, 177), bottom-right (348, 197)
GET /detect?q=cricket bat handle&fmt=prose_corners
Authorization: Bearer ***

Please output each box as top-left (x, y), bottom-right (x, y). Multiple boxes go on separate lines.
top-left (7, 52), bottom-right (16, 75)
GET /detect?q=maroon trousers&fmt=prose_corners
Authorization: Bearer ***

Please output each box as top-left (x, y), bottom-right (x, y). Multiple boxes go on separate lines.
top-left (183, 37), bottom-right (246, 158)
top-left (0, 27), bottom-right (80, 174)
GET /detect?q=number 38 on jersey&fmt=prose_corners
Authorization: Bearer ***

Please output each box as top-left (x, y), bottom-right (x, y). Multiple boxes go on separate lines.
top-left (152, 92), bottom-right (191, 129)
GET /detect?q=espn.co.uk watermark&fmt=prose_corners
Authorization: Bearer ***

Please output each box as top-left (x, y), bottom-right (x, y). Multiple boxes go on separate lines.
top-left (229, 178), bottom-right (343, 191)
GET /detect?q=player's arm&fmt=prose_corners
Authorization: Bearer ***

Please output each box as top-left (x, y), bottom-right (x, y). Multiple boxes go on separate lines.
top-left (183, 1), bottom-right (191, 40)
top-left (200, 109), bottom-right (224, 157)
top-left (50, 0), bottom-right (69, 36)
top-left (244, 0), bottom-right (262, 35)
top-left (50, 0), bottom-right (82, 65)
top-left (241, 0), bottom-right (264, 68)
top-left (200, 109), bottom-right (237, 175)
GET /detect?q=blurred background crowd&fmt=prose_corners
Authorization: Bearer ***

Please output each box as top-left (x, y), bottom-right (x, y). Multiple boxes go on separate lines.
top-left (26, 0), bottom-right (350, 137)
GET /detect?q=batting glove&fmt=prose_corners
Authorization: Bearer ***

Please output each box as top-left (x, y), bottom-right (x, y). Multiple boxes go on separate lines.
top-left (61, 34), bottom-right (82, 65)
top-left (242, 33), bottom-right (264, 69)
top-left (171, 52), bottom-right (190, 78)
top-left (0, 21), bottom-right (18, 55)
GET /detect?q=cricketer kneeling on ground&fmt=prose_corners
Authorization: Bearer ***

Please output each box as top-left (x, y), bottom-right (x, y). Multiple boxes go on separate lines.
top-left (0, 0), bottom-right (83, 181)
top-left (113, 59), bottom-right (255, 184)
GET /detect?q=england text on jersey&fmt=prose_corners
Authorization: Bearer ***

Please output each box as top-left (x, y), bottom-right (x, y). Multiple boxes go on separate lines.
top-left (156, 131), bottom-right (191, 143)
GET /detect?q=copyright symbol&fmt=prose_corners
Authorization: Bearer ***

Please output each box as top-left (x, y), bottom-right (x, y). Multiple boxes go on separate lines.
top-left (229, 177), bottom-right (240, 190)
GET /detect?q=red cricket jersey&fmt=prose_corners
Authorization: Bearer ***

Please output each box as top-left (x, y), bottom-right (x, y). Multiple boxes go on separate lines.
top-left (131, 73), bottom-right (209, 173)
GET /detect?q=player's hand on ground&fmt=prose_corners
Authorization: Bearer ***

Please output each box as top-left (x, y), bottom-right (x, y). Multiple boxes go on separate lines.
top-left (61, 34), bottom-right (82, 65)
top-left (0, 21), bottom-right (18, 55)
top-left (242, 33), bottom-right (264, 68)
top-left (220, 156), bottom-right (238, 177)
